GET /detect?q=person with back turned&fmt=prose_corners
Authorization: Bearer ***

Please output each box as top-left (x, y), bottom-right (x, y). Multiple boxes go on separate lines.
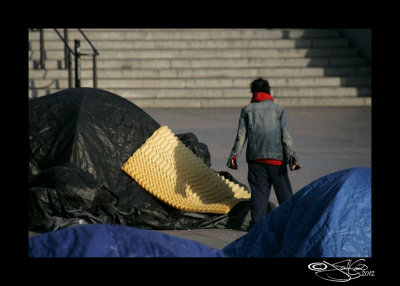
top-left (227, 77), bottom-right (300, 230)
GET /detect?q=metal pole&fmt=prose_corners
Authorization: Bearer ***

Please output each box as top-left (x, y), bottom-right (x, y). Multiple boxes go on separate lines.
top-left (63, 29), bottom-right (69, 70)
top-left (67, 50), bottom-right (73, 88)
top-left (74, 39), bottom-right (81, 87)
top-left (39, 29), bottom-right (45, 69)
top-left (93, 54), bottom-right (97, 88)
top-left (64, 29), bottom-right (73, 88)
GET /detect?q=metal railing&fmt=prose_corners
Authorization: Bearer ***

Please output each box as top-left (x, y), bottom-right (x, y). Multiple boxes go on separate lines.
top-left (37, 28), bottom-right (99, 89)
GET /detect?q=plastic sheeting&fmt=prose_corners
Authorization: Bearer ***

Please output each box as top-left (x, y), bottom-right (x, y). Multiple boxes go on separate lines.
top-left (29, 224), bottom-right (225, 257)
top-left (29, 167), bottom-right (371, 257)
top-left (28, 88), bottom-right (251, 231)
top-left (223, 167), bottom-right (371, 257)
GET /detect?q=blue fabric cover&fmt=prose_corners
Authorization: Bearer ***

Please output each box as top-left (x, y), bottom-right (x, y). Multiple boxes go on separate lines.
top-left (223, 167), bottom-right (371, 257)
top-left (29, 224), bottom-right (225, 257)
top-left (29, 167), bottom-right (371, 258)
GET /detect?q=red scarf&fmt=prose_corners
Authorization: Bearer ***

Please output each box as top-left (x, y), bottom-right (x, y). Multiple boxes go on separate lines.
top-left (250, 92), bottom-right (284, 165)
top-left (251, 92), bottom-right (274, 103)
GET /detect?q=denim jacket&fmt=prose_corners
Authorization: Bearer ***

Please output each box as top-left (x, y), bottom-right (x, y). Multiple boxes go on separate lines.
top-left (228, 99), bottom-right (299, 165)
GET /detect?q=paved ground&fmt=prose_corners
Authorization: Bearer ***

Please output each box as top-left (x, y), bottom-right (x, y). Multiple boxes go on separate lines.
top-left (29, 106), bottom-right (371, 250)
top-left (146, 107), bottom-right (371, 204)
top-left (145, 107), bottom-right (371, 248)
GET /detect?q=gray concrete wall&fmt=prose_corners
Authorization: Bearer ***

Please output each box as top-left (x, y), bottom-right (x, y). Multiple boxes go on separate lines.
top-left (341, 29), bottom-right (371, 64)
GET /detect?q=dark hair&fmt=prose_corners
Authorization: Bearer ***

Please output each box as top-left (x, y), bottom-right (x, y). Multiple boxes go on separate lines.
top-left (250, 77), bottom-right (270, 94)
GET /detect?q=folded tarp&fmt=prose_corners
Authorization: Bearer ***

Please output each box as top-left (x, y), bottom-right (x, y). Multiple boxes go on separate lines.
top-left (223, 167), bottom-right (371, 257)
top-left (29, 224), bottom-right (225, 257)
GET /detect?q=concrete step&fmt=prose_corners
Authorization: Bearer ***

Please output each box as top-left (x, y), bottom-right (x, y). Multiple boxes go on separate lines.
top-left (106, 87), bottom-right (371, 98)
top-left (28, 29), bottom-right (342, 41)
top-left (29, 57), bottom-right (367, 70)
top-left (28, 90), bottom-right (371, 108)
top-left (29, 76), bottom-right (371, 89)
top-left (125, 96), bottom-right (371, 108)
top-left (28, 28), bottom-right (370, 107)
top-left (29, 86), bottom-right (371, 99)
top-left (29, 48), bottom-right (359, 60)
top-left (29, 66), bottom-right (372, 79)
top-left (29, 38), bottom-right (350, 50)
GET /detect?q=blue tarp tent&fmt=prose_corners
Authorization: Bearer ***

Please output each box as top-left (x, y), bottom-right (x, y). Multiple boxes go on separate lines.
top-left (223, 167), bottom-right (371, 257)
top-left (29, 224), bottom-right (225, 257)
top-left (29, 167), bottom-right (371, 257)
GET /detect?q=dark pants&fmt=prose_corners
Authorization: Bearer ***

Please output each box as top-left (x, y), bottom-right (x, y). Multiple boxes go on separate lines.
top-left (248, 161), bottom-right (293, 228)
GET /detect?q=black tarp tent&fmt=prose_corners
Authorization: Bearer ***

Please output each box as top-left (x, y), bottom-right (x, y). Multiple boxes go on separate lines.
top-left (29, 88), bottom-right (252, 231)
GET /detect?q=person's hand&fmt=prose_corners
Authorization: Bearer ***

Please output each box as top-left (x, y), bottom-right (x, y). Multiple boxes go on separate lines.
top-left (227, 154), bottom-right (238, 169)
top-left (290, 157), bottom-right (300, 171)
top-left (230, 157), bottom-right (237, 169)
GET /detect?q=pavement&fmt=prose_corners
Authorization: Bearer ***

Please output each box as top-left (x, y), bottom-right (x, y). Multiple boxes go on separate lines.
top-left (28, 106), bottom-right (371, 250)
top-left (144, 106), bottom-right (371, 249)
top-left (145, 107), bottom-right (371, 205)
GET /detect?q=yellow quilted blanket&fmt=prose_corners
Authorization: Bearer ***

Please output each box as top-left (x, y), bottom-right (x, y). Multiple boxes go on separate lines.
top-left (121, 126), bottom-right (250, 214)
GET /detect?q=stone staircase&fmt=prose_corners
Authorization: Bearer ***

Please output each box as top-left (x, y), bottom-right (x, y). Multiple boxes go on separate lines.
top-left (28, 29), bottom-right (371, 107)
